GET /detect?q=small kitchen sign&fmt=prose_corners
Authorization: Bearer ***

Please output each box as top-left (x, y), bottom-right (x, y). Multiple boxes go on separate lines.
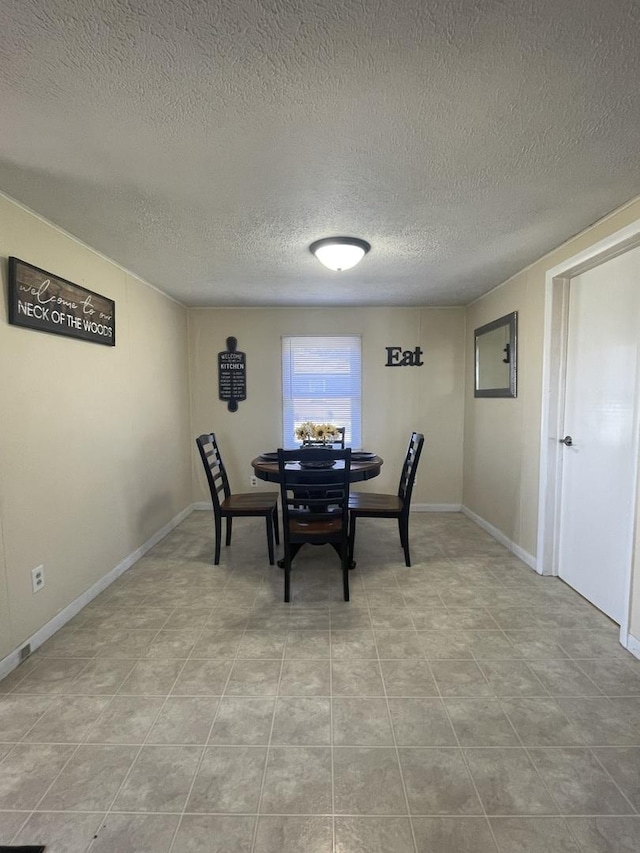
top-left (8, 257), bottom-right (116, 346)
top-left (218, 336), bottom-right (246, 411)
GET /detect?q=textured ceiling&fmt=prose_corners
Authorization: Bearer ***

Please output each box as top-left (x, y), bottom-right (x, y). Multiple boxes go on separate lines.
top-left (1, 0), bottom-right (639, 307)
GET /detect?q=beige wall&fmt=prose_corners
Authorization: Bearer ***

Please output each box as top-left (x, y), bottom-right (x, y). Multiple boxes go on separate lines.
top-left (464, 197), bottom-right (640, 636)
top-left (0, 195), bottom-right (192, 662)
top-left (0, 523), bottom-right (10, 659)
top-left (189, 307), bottom-right (466, 507)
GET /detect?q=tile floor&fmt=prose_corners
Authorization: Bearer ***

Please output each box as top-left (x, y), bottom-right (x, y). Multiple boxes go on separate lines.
top-left (1, 511), bottom-right (640, 852)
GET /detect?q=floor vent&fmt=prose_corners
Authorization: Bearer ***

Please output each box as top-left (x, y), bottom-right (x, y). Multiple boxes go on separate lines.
top-left (19, 643), bottom-right (31, 662)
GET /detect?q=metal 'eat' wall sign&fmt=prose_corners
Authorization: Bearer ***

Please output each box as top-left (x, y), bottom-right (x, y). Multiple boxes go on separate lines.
top-left (385, 346), bottom-right (424, 366)
top-left (218, 336), bottom-right (246, 411)
top-left (8, 257), bottom-right (116, 346)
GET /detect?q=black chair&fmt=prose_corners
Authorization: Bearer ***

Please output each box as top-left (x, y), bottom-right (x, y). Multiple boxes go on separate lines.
top-left (348, 432), bottom-right (424, 567)
top-left (196, 433), bottom-right (279, 565)
top-left (294, 427), bottom-right (345, 504)
top-left (277, 447), bottom-right (352, 603)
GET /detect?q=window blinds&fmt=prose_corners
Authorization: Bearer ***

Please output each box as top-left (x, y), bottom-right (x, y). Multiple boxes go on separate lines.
top-left (282, 336), bottom-right (362, 449)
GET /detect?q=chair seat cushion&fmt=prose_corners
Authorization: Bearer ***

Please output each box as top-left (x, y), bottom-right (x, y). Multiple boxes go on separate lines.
top-left (349, 492), bottom-right (403, 514)
top-left (222, 492), bottom-right (279, 511)
top-left (289, 516), bottom-right (345, 536)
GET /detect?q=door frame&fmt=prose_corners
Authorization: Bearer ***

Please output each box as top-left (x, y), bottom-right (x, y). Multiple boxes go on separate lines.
top-left (537, 218), bottom-right (640, 647)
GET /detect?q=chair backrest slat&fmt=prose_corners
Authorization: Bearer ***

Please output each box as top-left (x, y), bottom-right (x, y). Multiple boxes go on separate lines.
top-left (196, 433), bottom-right (232, 513)
top-left (398, 432), bottom-right (425, 504)
top-left (333, 427), bottom-right (346, 448)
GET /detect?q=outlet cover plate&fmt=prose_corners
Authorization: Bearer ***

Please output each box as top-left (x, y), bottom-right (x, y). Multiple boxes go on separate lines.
top-left (31, 565), bottom-right (45, 593)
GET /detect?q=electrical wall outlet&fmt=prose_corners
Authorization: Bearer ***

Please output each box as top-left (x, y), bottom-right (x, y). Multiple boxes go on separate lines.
top-left (31, 565), bottom-right (45, 593)
top-left (250, 475), bottom-right (258, 487)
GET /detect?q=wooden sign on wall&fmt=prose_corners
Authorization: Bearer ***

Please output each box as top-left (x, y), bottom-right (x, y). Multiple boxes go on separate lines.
top-left (218, 336), bottom-right (246, 411)
top-left (8, 257), bottom-right (116, 346)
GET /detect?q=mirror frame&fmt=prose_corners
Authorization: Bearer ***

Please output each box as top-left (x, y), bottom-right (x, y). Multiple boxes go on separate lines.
top-left (474, 311), bottom-right (518, 398)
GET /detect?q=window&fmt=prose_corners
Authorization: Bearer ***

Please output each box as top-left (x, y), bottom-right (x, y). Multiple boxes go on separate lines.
top-left (282, 336), bottom-right (362, 448)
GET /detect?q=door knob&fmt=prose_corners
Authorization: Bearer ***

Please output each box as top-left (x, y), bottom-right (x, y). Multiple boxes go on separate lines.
top-left (559, 435), bottom-right (573, 446)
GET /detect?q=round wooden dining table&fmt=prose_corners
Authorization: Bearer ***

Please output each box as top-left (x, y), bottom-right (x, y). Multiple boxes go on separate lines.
top-left (251, 453), bottom-right (384, 485)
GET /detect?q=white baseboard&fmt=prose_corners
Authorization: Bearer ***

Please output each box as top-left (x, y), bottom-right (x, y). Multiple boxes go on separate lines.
top-left (411, 503), bottom-right (462, 512)
top-left (461, 505), bottom-right (537, 571)
top-left (192, 502), bottom-right (212, 511)
top-left (626, 633), bottom-right (640, 661)
top-left (0, 504), bottom-right (195, 682)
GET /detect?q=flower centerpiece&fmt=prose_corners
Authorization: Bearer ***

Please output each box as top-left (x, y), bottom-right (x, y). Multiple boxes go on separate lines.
top-left (295, 421), bottom-right (341, 446)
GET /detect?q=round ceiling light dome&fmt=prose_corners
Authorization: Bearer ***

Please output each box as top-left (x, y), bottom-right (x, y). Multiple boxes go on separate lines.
top-left (309, 237), bottom-right (371, 271)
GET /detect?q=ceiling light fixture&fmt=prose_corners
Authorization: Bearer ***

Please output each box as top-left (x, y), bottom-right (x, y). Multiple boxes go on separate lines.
top-left (309, 237), bottom-right (371, 271)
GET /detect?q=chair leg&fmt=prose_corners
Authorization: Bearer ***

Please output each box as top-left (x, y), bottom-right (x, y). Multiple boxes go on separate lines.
top-left (284, 557), bottom-right (291, 602)
top-left (399, 514), bottom-right (411, 566)
top-left (273, 505), bottom-right (280, 544)
top-left (348, 514), bottom-right (357, 563)
top-left (265, 514), bottom-right (275, 566)
top-left (342, 543), bottom-right (350, 602)
top-left (214, 515), bottom-right (222, 565)
top-left (225, 517), bottom-right (233, 547)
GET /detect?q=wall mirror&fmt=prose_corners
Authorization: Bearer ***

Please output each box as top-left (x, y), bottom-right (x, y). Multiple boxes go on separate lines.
top-left (474, 311), bottom-right (517, 397)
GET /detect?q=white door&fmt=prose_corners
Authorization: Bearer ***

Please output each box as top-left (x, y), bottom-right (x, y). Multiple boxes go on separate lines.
top-left (558, 246), bottom-right (640, 623)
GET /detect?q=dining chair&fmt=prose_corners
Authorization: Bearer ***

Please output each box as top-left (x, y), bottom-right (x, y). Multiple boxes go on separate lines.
top-left (196, 433), bottom-right (279, 565)
top-left (294, 427), bottom-right (346, 504)
top-left (333, 427), bottom-right (346, 448)
top-left (348, 432), bottom-right (424, 567)
top-left (277, 447), bottom-right (352, 603)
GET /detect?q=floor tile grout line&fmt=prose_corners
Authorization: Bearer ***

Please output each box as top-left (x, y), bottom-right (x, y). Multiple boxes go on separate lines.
top-left (571, 656), bottom-right (623, 696)
top-left (166, 626), bottom-right (251, 853)
top-left (83, 664), bottom-right (194, 851)
top-left (6, 806), bottom-right (640, 818)
top-left (8, 684), bottom-right (640, 700)
top-left (8, 686), bottom-right (639, 699)
top-left (497, 691), bottom-right (599, 852)
top-left (332, 566), bottom-right (408, 850)
top-left (247, 654), bottom-right (286, 853)
top-left (372, 621), bottom-right (421, 853)
top-left (17, 647), bottom-right (633, 661)
top-left (586, 747), bottom-right (640, 817)
top-left (498, 694), bottom-right (590, 749)
top-left (479, 655), bottom-right (554, 701)
top-left (11, 741), bottom-right (637, 751)
top-left (7, 741), bottom-right (90, 844)
top-left (424, 652), bottom-right (502, 853)
top-left (329, 619), bottom-right (335, 853)
top-left (8, 655), bottom-right (144, 844)
top-left (2, 688), bottom-right (60, 845)
top-left (3, 693), bottom-right (57, 746)
top-left (82, 597), bottom-right (228, 853)
top-left (8, 655), bottom-right (104, 697)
